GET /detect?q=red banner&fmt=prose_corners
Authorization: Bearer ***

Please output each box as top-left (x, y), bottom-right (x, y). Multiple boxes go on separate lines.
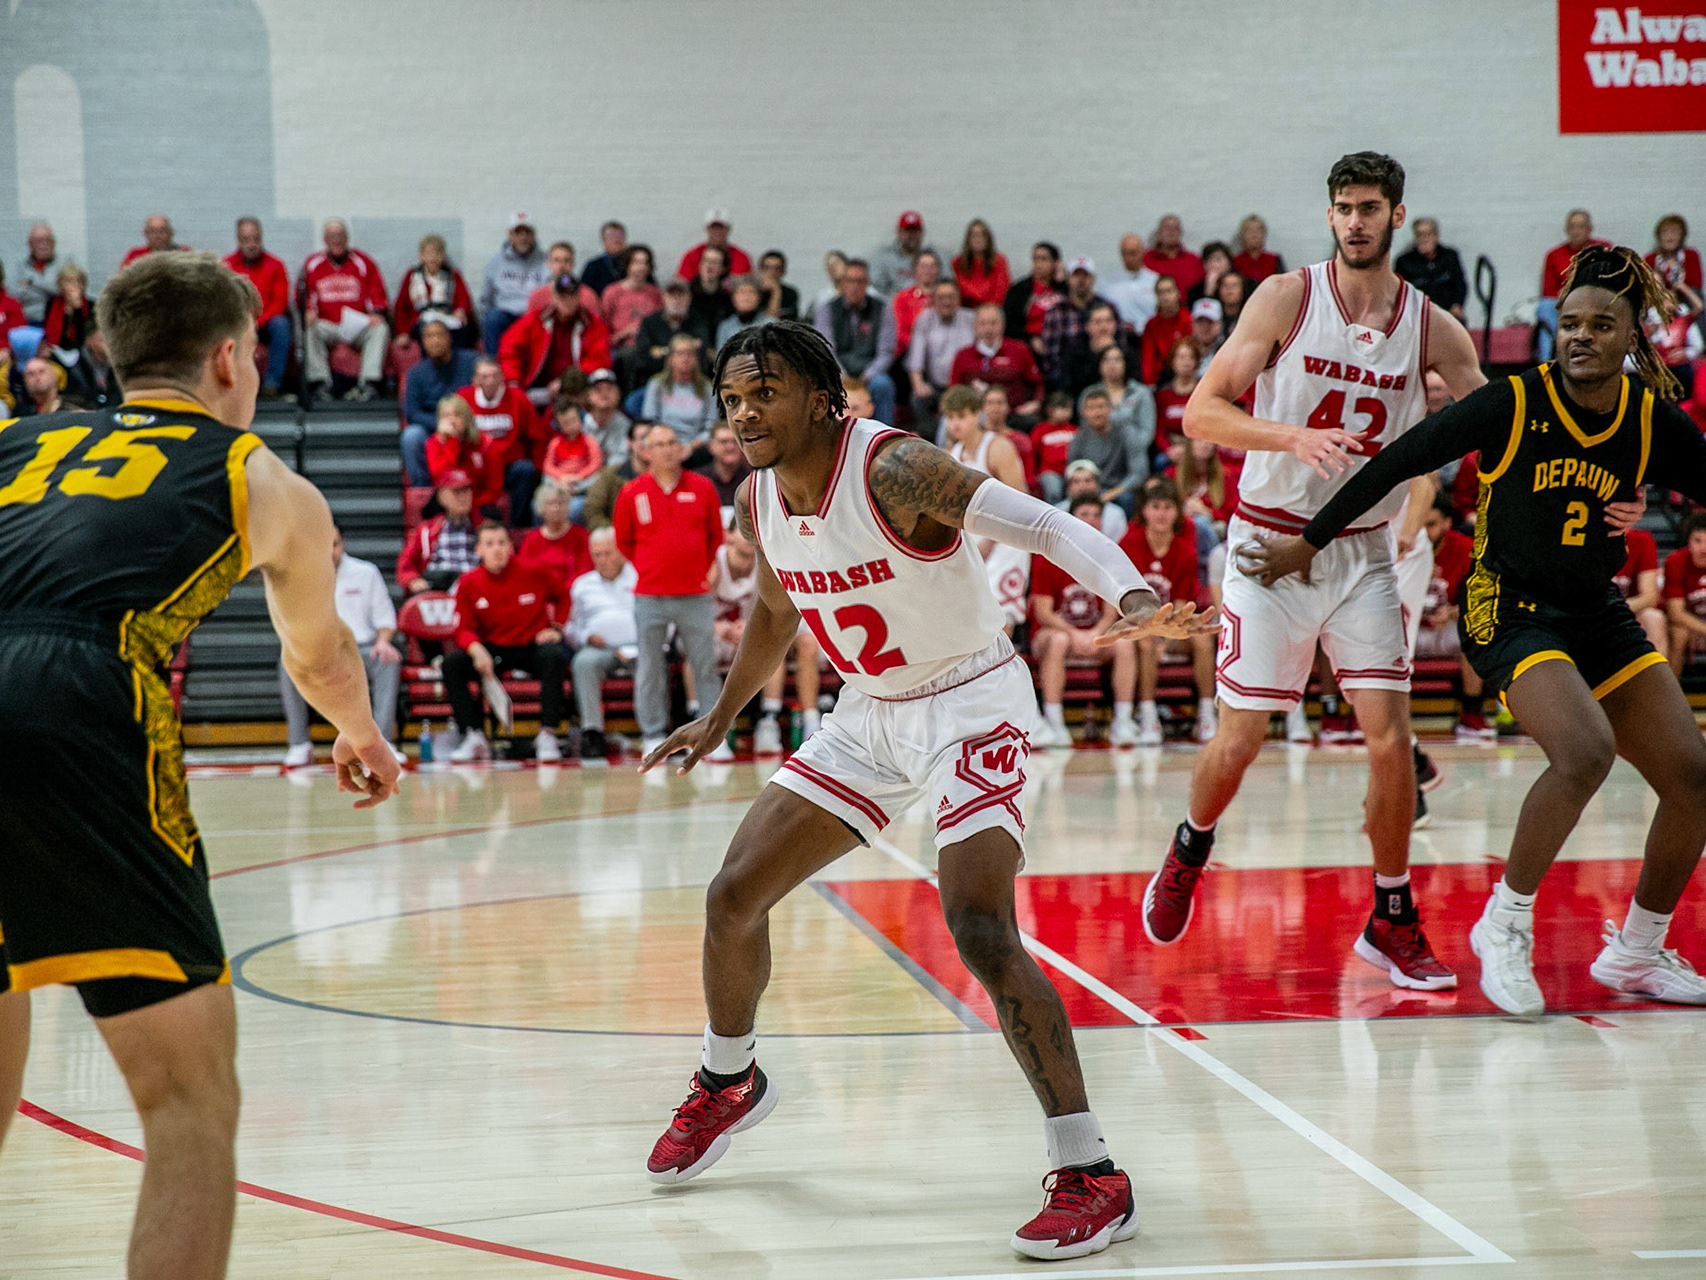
top-left (1558, 2), bottom-right (1706, 133)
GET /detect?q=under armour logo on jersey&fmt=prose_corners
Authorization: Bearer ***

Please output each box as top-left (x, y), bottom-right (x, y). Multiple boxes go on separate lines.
top-left (1354, 329), bottom-right (1375, 345)
top-left (1530, 418), bottom-right (1550, 434)
top-left (797, 520), bottom-right (814, 537)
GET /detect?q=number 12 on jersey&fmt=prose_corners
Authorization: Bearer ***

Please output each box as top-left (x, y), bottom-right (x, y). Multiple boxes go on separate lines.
top-left (799, 605), bottom-right (907, 677)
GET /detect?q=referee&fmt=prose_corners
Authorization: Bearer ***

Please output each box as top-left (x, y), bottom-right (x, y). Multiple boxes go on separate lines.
top-left (0, 252), bottom-right (399, 1278)
top-left (1244, 245), bottom-right (1706, 1019)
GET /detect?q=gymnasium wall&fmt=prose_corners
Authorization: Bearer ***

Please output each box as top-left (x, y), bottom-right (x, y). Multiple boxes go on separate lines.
top-left (3, 0), bottom-right (1702, 317)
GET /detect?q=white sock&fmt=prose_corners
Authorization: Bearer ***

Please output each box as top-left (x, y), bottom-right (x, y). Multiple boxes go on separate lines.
top-left (1116, 701), bottom-right (1136, 723)
top-left (1044, 1111), bottom-right (1108, 1170)
top-left (803, 708), bottom-right (821, 732)
top-left (1620, 901), bottom-right (1672, 954)
top-left (1198, 698), bottom-right (1213, 713)
top-left (1493, 878), bottom-right (1536, 915)
top-left (1374, 871), bottom-right (1410, 890)
top-left (1186, 812), bottom-right (1215, 833)
top-left (1044, 703), bottom-right (1066, 728)
top-left (701, 1023), bottom-right (756, 1077)
top-left (761, 698), bottom-right (783, 715)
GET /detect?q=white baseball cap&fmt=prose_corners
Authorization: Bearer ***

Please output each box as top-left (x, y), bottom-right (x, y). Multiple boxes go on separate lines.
top-left (1068, 255), bottom-right (1095, 275)
top-left (1191, 298), bottom-right (1224, 322)
top-left (704, 207), bottom-right (731, 227)
top-left (509, 211), bottom-right (535, 230)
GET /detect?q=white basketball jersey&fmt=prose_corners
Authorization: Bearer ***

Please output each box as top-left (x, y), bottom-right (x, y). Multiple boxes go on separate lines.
top-left (713, 543), bottom-right (757, 625)
top-left (949, 432), bottom-right (994, 474)
top-left (1241, 260), bottom-right (1431, 533)
top-left (749, 418), bottom-right (1006, 697)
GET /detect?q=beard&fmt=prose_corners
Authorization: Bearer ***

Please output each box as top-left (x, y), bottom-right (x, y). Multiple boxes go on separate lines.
top-left (1335, 220), bottom-right (1394, 270)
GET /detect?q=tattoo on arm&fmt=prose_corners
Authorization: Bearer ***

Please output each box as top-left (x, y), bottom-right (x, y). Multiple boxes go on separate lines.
top-left (867, 436), bottom-right (988, 536)
top-left (733, 478), bottom-right (755, 543)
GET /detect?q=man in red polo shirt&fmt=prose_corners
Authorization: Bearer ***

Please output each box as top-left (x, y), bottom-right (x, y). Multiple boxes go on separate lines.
top-left (445, 521), bottom-right (568, 763)
top-left (223, 216), bottom-right (292, 397)
top-left (614, 422), bottom-right (730, 759)
top-left (1142, 215), bottom-right (1204, 296)
top-left (950, 304), bottom-right (1042, 417)
top-left (1537, 209), bottom-right (1609, 361)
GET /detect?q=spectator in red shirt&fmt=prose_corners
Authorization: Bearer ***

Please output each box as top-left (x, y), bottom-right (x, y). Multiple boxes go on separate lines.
top-left (223, 217), bottom-right (292, 395)
top-left (1153, 336), bottom-right (1201, 468)
top-left (525, 241), bottom-right (602, 318)
top-left (1538, 209), bottom-right (1610, 360)
top-left (444, 521), bottom-right (569, 763)
top-left (1143, 215), bottom-right (1204, 295)
top-left (499, 273), bottom-right (614, 412)
top-left (517, 480), bottom-right (594, 592)
top-left (613, 422), bottom-right (727, 755)
top-left (1231, 215), bottom-right (1284, 284)
top-left (398, 470), bottom-right (480, 594)
top-left (120, 213), bottom-right (189, 268)
top-left (393, 233), bottom-right (475, 350)
top-left (1176, 435), bottom-right (1233, 528)
top-left (0, 260), bottom-right (28, 357)
top-left (426, 396), bottom-right (504, 511)
top-left (677, 208), bottom-right (751, 282)
top-left (1029, 494), bottom-right (1139, 748)
top-left (1120, 477), bottom-right (1213, 743)
top-left (456, 356), bottom-right (541, 518)
top-left (1001, 240), bottom-right (1066, 353)
top-left (952, 219), bottom-right (1011, 309)
top-left (1664, 513), bottom-right (1706, 673)
top-left (1029, 391), bottom-right (1078, 501)
top-left (541, 393), bottom-right (604, 515)
top-left (890, 250), bottom-right (943, 361)
top-left (40, 264), bottom-right (92, 358)
top-left (1613, 526), bottom-right (1666, 662)
top-left (298, 218), bottom-right (390, 402)
top-left (600, 245), bottom-right (664, 353)
top-left (1139, 277), bottom-right (1193, 383)
top-left (1648, 214), bottom-right (1704, 313)
top-left (951, 303), bottom-right (1042, 419)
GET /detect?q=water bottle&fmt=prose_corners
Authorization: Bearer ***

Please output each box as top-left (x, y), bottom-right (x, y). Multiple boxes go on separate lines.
top-left (417, 721), bottom-right (434, 763)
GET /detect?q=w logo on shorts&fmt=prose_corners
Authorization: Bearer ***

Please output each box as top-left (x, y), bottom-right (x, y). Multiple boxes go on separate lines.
top-left (980, 744), bottom-right (1019, 773)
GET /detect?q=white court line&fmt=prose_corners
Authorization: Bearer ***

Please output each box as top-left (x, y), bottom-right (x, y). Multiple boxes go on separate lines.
top-left (868, 833), bottom-right (1513, 1270)
top-left (1634, 1250), bottom-right (1706, 1259)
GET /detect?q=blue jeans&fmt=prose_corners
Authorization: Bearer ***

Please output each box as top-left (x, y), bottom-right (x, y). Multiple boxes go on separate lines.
top-left (260, 314), bottom-right (292, 389)
top-left (865, 371), bottom-right (896, 425)
top-left (1535, 297), bottom-right (1559, 361)
top-left (401, 424), bottom-right (431, 486)
top-left (506, 459), bottom-right (540, 526)
top-left (482, 308), bottom-right (522, 357)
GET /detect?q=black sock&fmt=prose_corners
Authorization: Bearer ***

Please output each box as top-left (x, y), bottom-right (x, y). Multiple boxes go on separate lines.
top-left (698, 1063), bottom-right (754, 1091)
top-left (1069, 1157), bottom-right (1117, 1177)
top-left (1173, 820), bottom-right (1213, 867)
top-left (1462, 691), bottom-right (1483, 717)
top-left (1372, 876), bottom-right (1418, 925)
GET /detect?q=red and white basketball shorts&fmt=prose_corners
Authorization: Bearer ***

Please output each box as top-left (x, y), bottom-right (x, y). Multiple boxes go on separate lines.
top-left (1216, 516), bottom-right (1411, 712)
top-left (772, 636), bottom-right (1036, 853)
top-left (1392, 531), bottom-right (1434, 657)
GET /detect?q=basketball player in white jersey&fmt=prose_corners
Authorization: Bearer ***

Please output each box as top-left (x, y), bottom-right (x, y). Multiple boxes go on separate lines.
top-left (942, 384), bottom-right (1034, 634)
top-left (1142, 153), bottom-right (1488, 987)
top-left (640, 321), bottom-right (1213, 1261)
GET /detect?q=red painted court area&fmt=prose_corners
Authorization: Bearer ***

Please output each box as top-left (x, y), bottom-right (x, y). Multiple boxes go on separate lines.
top-left (826, 860), bottom-right (1706, 1025)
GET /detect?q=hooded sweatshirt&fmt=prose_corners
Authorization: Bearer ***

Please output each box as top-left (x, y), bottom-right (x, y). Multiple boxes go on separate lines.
top-left (481, 241), bottom-right (552, 315)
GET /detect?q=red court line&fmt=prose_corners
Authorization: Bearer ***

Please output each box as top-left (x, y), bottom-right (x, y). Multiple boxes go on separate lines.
top-left (19, 1101), bottom-right (679, 1279)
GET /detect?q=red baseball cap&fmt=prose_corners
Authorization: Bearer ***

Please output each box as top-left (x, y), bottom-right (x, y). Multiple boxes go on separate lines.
top-left (437, 468), bottom-right (473, 490)
top-left (897, 210), bottom-right (923, 231)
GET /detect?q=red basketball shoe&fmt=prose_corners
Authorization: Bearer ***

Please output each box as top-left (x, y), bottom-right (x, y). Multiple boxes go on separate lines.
top-left (1143, 824), bottom-right (1208, 945)
top-left (1354, 917), bottom-right (1458, 990)
top-left (1011, 1167), bottom-right (1140, 1260)
top-left (646, 1064), bottom-right (777, 1184)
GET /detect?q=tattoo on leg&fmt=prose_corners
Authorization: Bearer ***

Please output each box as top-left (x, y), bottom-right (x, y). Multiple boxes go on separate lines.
top-left (996, 995), bottom-right (1061, 1112)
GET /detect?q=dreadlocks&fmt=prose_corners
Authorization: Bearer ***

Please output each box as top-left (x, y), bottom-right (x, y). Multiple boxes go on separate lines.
top-left (1559, 244), bottom-right (1683, 401)
top-left (712, 319), bottom-right (849, 423)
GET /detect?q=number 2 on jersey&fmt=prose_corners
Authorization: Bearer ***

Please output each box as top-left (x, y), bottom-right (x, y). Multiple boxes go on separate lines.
top-left (0, 425), bottom-right (196, 506)
top-left (1561, 501), bottom-right (1589, 546)
top-left (1306, 390), bottom-right (1388, 455)
top-left (799, 604), bottom-right (907, 677)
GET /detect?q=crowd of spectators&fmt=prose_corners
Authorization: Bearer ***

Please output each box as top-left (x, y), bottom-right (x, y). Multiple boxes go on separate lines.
top-left (5, 200), bottom-right (1703, 755)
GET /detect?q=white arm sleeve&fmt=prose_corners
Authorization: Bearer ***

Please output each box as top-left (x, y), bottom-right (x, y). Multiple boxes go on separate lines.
top-left (962, 479), bottom-right (1156, 611)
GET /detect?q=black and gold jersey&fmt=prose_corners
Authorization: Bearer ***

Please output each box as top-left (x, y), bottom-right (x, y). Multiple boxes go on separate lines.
top-left (1302, 364), bottom-right (1706, 616)
top-left (0, 397), bottom-right (263, 671)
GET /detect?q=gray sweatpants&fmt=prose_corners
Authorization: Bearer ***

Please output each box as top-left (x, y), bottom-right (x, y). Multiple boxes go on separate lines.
top-left (280, 645), bottom-right (401, 745)
top-left (634, 594), bottom-right (720, 738)
top-left (304, 316), bottom-right (390, 383)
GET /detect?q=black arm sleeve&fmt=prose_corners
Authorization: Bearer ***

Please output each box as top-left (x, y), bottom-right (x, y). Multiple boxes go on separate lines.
top-left (1301, 378), bottom-right (1513, 547)
top-left (1646, 399), bottom-right (1706, 507)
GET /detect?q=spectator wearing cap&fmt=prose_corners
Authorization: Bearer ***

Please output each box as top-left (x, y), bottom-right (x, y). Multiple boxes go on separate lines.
top-left (402, 321), bottom-right (479, 482)
top-left (950, 303), bottom-right (1042, 419)
top-left (1068, 386), bottom-right (1148, 514)
top-left (677, 209), bottom-right (751, 281)
top-left (872, 210), bottom-right (937, 297)
top-left (613, 422), bottom-right (727, 756)
top-left (641, 333), bottom-right (718, 446)
top-left (907, 276), bottom-right (975, 417)
top-left (223, 217), bottom-right (293, 396)
top-left (582, 368), bottom-right (633, 466)
top-left (1232, 215), bottom-right (1285, 284)
top-left (1395, 218), bottom-right (1468, 320)
top-left (1002, 241), bottom-right (1068, 354)
top-left (393, 233), bottom-right (476, 349)
top-left (526, 241), bottom-right (602, 317)
top-left (814, 257), bottom-right (897, 424)
top-left (480, 213), bottom-right (552, 356)
top-left (458, 356), bottom-right (545, 521)
top-left (498, 272), bottom-right (614, 415)
top-left (1036, 256), bottom-right (1111, 391)
top-left (952, 219), bottom-right (1011, 309)
top-left (601, 245), bottom-right (664, 353)
top-left (398, 468), bottom-right (481, 594)
top-left (1139, 276), bottom-right (1193, 384)
top-left (628, 276), bottom-right (693, 401)
top-left (567, 527), bottom-right (639, 758)
top-left (120, 213), bottom-right (189, 268)
top-left (715, 275), bottom-right (775, 350)
top-left (757, 250), bottom-right (799, 321)
top-left (581, 221), bottom-right (629, 297)
top-left (1143, 215), bottom-right (1204, 294)
top-left (1104, 233), bottom-right (1160, 332)
top-left (1190, 299), bottom-right (1225, 373)
top-left (297, 217), bottom-right (390, 402)
top-left (1055, 458), bottom-right (1128, 540)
